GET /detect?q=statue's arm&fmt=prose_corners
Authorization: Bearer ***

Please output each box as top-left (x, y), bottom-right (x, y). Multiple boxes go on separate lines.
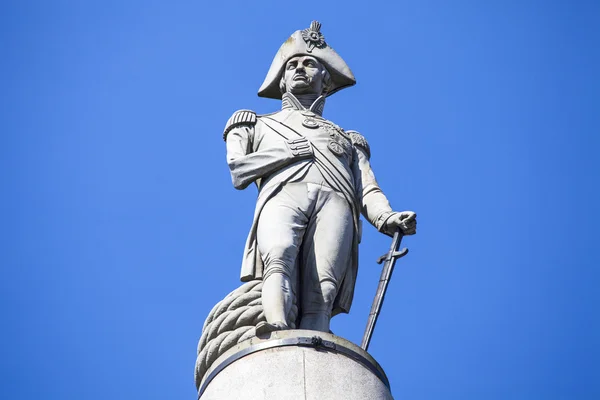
top-left (351, 130), bottom-right (417, 236)
top-left (352, 141), bottom-right (395, 234)
top-left (224, 111), bottom-right (312, 190)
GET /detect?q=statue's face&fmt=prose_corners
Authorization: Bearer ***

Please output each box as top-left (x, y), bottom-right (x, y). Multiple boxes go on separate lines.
top-left (282, 55), bottom-right (327, 95)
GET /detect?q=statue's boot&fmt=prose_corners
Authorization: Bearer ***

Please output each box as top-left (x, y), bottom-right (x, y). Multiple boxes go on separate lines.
top-left (255, 320), bottom-right (289, 336)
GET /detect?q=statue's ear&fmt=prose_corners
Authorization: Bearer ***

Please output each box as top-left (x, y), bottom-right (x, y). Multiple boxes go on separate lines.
top-left (321, 68), bottom-right (333, 95)
top-left (279, 76), bottom-right (286, 95)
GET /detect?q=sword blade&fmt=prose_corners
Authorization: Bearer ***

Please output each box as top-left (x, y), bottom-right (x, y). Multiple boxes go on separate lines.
top-left (361, 229), bottom-right (406, 351)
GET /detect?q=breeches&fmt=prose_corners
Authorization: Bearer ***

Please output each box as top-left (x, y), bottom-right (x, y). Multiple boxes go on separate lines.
top-left (256, 182), bottom-right (353, 314)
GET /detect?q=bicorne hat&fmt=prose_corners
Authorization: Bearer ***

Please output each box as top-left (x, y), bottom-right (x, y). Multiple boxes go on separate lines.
top-left (258, 21), bottom-right (356, 100)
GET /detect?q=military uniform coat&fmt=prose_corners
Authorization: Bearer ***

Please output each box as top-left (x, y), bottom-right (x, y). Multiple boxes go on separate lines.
top-left (224, 94), bottom-right (397, 315)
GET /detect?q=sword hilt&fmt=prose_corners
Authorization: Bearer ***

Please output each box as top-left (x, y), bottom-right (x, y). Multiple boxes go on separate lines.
top-left (376, 248), bottom-right (409, 264)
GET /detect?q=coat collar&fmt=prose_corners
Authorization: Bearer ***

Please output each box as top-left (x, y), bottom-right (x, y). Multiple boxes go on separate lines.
top-left (281, 92), bottom-right (326, 116)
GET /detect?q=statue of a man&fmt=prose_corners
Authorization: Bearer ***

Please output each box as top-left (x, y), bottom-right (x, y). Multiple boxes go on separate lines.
top-left (223, 21), bottom-right (416, 335)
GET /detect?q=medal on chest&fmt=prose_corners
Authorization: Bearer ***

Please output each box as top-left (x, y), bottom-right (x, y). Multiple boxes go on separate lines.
top-left (322, 124), bottom-right (352, 158)
top-left (301, 114), bottom-right (352, 158)
top-left (301, 117), bottom-right (320, 129)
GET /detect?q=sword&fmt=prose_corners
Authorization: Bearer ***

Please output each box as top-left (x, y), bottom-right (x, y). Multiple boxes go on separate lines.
top-left (361, 228), bottom-right (409, 351)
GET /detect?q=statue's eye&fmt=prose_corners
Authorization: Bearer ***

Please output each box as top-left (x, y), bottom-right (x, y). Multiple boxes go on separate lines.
top-left (287, 62), bottom-right (296, 70)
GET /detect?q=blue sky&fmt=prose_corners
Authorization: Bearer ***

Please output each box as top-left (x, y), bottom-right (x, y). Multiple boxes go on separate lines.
top-left (2, 1), bottom-right (599, 399)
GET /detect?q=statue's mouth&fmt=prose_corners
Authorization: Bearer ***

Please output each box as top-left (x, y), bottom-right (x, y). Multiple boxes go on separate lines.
top-left (293, 75), bottom-right (308, 82)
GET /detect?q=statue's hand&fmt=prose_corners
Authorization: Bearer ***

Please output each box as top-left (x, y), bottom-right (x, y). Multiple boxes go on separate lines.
top-left (286, 137), bottom-right (313, 159)
top-left (385, 211), bottom-right (417, 235)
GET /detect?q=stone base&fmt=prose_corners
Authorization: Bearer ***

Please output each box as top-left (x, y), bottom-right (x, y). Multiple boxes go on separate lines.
top-left (198, 330), bottom-right (393, 400)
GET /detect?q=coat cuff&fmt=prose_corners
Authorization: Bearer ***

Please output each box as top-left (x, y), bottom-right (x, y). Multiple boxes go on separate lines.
top-left (375, 211), bottom-right (395, 232)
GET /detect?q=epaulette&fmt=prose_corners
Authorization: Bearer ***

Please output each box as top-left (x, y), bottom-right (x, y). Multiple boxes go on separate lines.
top-left (347, 130), bottom-right (371, 159)
top-left (223, 110), bottom-right (257, 141)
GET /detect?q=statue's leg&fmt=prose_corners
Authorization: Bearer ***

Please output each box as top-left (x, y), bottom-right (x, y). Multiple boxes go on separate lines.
top-left (299, 185), bottom-right (353, 332)
top-left (256, 183), bottom-right (310, 332)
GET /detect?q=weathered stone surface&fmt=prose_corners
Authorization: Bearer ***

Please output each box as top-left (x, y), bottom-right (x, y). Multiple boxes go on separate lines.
top-left (198, 330), bottom-right (393, 400)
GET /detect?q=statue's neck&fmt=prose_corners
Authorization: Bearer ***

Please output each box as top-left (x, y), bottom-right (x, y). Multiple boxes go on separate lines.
top-left (282, 92), bottom-right (326, 116)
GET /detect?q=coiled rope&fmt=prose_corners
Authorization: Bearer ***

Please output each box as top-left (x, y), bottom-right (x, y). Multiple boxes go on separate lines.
top-left (194, 280), bottom-right (298, 389)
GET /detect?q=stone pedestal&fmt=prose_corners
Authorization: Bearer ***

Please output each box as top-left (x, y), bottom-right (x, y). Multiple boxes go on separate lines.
top-left (197, 330), bottom-right (393, 400)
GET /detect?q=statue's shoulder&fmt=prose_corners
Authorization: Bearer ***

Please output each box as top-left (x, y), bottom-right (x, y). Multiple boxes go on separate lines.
top-left (256, 110), bottom-right (285, 122)
top-left (223, 110), bottom-right (286, 140)
top-left (223, 109), bottom-right (257, 140)
top-left (346, 130), bottom-right (371, 159)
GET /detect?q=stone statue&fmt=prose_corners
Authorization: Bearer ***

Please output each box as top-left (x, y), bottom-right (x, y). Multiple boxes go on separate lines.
top-left (223, 21), bottom-right (416, 336)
